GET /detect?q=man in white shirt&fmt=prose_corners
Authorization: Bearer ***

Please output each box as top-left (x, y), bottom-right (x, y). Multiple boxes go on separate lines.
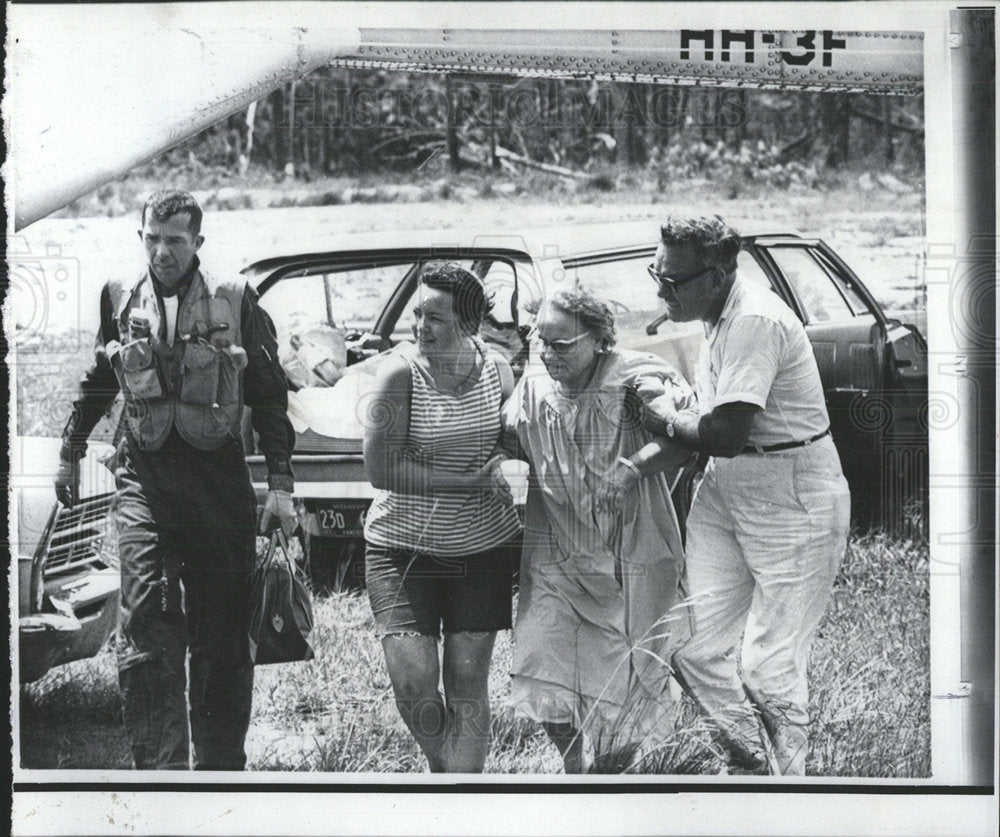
top-left (641, 214), bottom-right (851, 775)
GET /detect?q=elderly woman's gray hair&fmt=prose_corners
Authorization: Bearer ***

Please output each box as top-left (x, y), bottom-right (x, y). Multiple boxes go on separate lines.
top-left (659, 215), bottom-right (742, 274)
top-left (530, 287), bottom-right (617, 351)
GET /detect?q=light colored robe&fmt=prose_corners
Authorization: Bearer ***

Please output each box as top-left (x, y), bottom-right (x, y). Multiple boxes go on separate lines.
top-left (503, 349), bottom-right (696, 752)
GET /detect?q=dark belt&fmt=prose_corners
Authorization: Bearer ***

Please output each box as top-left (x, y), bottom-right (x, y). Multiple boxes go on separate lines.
top-left (742, 428), bottom-right (830, 455)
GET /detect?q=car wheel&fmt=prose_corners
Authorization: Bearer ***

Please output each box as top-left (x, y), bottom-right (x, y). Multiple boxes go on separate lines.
top-left (304, 536), bottom-right (366, 594)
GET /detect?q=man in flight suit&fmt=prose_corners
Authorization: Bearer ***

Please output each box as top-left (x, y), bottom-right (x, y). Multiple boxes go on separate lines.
top-left (55, 190), bottom-right (297, 770)
top-left (642, 215), bottom-right (851, 775)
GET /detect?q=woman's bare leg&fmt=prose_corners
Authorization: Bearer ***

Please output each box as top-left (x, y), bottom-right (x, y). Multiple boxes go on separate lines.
top-left (441, 630), bottom-right (496, 772)
top-left (381, 635), bottom-right (447, 771)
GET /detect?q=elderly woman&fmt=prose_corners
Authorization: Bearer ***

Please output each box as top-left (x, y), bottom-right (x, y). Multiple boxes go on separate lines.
top-left (501, 288), bottom-right (696, 773)
top-left (363, 262), bottom-right (521, 773)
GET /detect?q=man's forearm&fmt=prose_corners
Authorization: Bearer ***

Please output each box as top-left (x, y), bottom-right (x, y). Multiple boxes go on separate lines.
top-left (243, 289), bottom-right (296, 490)
top-left (648, 404), bottom-right (757, 458)
top-left (678, 410), bottom-right (742, 457)
top-left (251, 403), bottom-right (295, 490)
top-left (671, 410), bottom-right (703, 450)
top-left (644, 406), bottom-right (747, 458)
top-left (263, 456), bottom-right (294, 492)
top-left (644, 406), bottom-right (701, 450)
top-left (60, 353), bottom-right (120, 459)
top-left (61, 284), bottom-right (124, 459)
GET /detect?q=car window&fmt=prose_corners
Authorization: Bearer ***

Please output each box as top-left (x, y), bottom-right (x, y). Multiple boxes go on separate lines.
top-left (764, 246), bottom-right (856, 323)
top-left (479, 259), bottom-right (518, 326)
top-left (263, 265), bottom-right (413, 335)
top-left (811, 248), bottom-right (870, 315)
top-left (563, 255), bottom-right (666, 346)
top-left (737, 249), bottom-right (776, 291)
top-left (261, 264), bottom-right (413, 387)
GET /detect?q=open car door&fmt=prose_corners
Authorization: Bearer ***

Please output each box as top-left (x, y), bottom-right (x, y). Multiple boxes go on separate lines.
top-left (750, 237), bottom-right (928, 520)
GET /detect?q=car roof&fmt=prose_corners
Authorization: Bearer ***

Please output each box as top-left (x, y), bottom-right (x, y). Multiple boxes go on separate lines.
top-left (242, 218), bottom-right (804, 279)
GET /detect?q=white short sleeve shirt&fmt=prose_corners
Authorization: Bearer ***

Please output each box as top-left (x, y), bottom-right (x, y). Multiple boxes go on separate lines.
top-left (697, 274), bottom-right (830, 447)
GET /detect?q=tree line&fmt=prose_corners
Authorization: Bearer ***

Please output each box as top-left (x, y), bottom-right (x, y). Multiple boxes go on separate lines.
top-left (172, 68), bottom-right (925, 180)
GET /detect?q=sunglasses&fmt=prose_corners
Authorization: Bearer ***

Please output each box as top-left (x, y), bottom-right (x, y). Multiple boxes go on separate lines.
top-left (647, 263), bottom-right (716, 288)
top-left (530, 329), bottom-right (590, 355)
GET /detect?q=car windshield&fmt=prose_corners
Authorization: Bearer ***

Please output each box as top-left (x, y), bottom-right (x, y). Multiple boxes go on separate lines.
top-left (261, 264), bottom-right (410, 339)
top-left (259, 263), bottom-right (414, 392)
top-left (258, 255), bottom-right (522, 392)
top-left (257, 256), bottom-right (525, 447)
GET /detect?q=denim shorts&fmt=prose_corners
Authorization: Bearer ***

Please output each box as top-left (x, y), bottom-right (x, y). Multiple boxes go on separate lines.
top-left (365, 539), bottom-right (519, 638)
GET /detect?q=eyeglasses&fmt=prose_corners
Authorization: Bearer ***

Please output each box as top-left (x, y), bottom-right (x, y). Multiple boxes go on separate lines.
top-left (530, 329), bottom-right (590, 355)
top-left (647, 263), bottom-right (716, 289)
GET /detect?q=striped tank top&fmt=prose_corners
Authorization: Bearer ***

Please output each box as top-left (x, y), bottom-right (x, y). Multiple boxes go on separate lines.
top-left (363, 341), bottom-right (522, 556)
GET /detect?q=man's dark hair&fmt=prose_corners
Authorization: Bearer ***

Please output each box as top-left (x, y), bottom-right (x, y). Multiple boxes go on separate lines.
top-left (419, 261), bottom-right (492, 334)
top-left (141, 190), bottom-right (203, 235)
top-left (659, 215), bottom-right (741, 274)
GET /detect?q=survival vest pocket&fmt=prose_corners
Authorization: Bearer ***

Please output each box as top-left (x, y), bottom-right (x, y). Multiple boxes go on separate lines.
top-left (180, 342), bottom-right (221, 405)
top-left (119, 340), bottom-right (164, 400)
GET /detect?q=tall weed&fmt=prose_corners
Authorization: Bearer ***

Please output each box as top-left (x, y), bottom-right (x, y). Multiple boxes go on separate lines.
top-left (19, 527), bottom-right (928, 775)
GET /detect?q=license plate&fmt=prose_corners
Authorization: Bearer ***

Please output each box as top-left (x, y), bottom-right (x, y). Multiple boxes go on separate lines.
top-left (305, 501), bottom-right (369, 539)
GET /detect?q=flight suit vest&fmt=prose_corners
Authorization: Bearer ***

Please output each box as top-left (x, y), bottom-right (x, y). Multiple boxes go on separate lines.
top-left (108, 269), bottom-right (246, 450)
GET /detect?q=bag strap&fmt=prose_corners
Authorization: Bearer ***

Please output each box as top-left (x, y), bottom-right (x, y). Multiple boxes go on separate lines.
top-left (268, 530), bottom-right (304, 613)
top-left (271, 528), bottom-right (290, 553)
top-left (267, 529), bottom-right (294, 570)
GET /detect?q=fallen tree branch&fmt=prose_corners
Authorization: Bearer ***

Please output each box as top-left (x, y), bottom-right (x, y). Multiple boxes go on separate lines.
top-left (457, 147), bottom-right (493, 170)
top-left (494, 145), bottom-right (590, 180)
top-left (848, 106), bottom-right (924, 134)
top-left (779, 130), bottom-right (815, 159)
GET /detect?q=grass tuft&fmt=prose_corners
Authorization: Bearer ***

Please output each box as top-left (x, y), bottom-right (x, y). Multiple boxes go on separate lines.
top-left (19, 523), bottom-right (929, 775)
top-left (808, 525), bottom-right (930, 777)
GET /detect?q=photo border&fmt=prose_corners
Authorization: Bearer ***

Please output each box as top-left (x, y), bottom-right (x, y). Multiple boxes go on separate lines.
top-left (6, 1), bottom-right (996, 834)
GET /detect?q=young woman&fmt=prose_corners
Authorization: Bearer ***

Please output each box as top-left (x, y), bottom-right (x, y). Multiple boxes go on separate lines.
top-left (362, 262), bottom-right (521, 773)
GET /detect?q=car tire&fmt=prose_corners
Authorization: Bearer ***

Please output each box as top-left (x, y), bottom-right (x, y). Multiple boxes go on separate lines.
top-left (304, 536), bottom-right (366, 594)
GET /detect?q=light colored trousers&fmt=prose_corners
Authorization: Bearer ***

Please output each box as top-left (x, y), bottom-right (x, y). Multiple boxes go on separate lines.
top-left (674, 437), bottom-right (850, 775)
